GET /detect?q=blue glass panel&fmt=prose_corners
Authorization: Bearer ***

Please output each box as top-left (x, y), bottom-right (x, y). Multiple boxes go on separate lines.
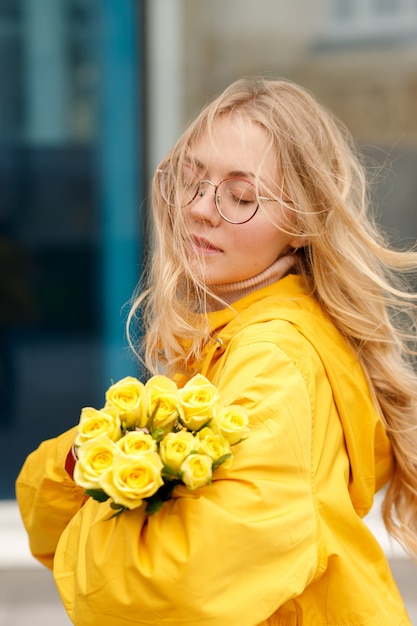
top-left (0, 0), bottom-right (144, 498)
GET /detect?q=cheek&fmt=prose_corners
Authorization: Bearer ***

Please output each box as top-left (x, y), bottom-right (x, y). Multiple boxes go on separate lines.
top-left (230, 225), bottom-right (279, 256)
top-left (228, 226), bottom-right (260, 253)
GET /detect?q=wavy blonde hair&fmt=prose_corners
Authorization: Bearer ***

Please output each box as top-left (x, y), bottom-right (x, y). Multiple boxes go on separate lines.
top-left (128, 76), bottom-right (417, 557)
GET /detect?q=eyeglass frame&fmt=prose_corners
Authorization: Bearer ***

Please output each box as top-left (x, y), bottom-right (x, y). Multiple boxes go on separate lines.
top-left (157, 168), bottom-right (274, 225)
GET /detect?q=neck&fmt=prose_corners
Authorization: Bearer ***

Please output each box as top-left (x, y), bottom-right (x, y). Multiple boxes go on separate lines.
top-left (208, 254), bottom-right (296, 310)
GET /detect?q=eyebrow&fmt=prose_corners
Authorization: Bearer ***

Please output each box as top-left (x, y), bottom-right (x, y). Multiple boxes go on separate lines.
top-left (185, 156), bottom-right (257, 181)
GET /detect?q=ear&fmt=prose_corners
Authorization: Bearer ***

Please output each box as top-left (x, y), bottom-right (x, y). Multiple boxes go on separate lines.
top-left (289, 235), bottom-right (309, 251)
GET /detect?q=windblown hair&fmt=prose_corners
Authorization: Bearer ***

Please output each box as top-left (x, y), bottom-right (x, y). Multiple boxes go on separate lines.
top-left (128, 76), bottom-right (417, 557)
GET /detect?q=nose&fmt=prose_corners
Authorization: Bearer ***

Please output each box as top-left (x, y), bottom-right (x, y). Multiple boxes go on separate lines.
top-left (189, 180), bottom-right (221, 224)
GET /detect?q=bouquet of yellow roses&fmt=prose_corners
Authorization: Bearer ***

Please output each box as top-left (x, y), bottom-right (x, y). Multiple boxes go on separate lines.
top-left (73, 373), bottom-right (250, 516)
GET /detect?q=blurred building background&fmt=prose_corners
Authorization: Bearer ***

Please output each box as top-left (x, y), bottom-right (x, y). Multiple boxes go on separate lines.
top-left (0, 0), bottom-right (416, 623)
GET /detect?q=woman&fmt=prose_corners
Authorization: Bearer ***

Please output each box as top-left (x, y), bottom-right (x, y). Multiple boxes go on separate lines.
top-left (17, 77), bottom-right (417, 625)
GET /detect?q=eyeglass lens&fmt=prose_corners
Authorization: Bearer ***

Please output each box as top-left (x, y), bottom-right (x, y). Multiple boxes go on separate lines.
top-left (159, 167), bottom-right (259, 224)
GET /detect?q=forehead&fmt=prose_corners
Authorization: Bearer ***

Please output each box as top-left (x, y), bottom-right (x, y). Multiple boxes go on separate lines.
top-left (188, 114), bottom-right (276, 178)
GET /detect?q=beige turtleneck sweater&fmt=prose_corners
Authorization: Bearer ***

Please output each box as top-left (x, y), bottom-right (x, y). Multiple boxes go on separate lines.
top-left (208, 254), bottom-right (296, 310)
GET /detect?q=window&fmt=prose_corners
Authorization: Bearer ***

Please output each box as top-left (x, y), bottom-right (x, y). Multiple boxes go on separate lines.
top-left (0, 0), bottom-right (145, 499)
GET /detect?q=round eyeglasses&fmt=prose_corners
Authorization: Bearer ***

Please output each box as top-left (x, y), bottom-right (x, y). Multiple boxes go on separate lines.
top-left (158, 166), bottom-right (272, 225)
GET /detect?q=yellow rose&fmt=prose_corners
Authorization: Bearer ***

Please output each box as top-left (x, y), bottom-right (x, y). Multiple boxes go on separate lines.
top-left (180, 453), bottom-right (213, 490)
top-left (213, 405), bottom-right (250, 445)
top-left (159, 431), bottom-right (196, 473)
top-left (179, 374), bottom-right (219, 431)
top-left (117, 430), bottom-right (157, 455)
top-left (74, 436), bottom-right (120, 490)
top-left (105, 376), bottom-right (148, 429)
top-left (196, 427), bottom-right (232, 468)
top-left (99, 451), bottom-right (164, 510)
top-left (145, 375), bottom-right (184, 433)
top-left (75, 406), bottom-right (121, 447)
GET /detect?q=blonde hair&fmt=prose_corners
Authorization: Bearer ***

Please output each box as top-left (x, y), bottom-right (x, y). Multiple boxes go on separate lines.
top-left (129, 76), bottom-right (417, 557)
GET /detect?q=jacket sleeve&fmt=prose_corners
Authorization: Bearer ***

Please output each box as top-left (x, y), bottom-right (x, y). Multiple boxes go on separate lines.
top-left (50, 331), bottom-right (330, 625)
top-left (16, 425), bottom-right (87, 569)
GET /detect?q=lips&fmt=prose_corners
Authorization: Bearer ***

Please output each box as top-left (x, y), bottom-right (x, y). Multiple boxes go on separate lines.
top-left (191, 236), bottom-right (222, 253)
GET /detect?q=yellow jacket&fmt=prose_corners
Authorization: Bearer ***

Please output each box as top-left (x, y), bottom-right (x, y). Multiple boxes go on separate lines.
top-left (16, 275), bottom-right (411, 625)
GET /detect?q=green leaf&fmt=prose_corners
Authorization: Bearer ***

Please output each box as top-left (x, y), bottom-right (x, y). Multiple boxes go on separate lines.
top-left (105, 501), bottom-right (128, 520)
top-left (110, 502), bottom-right (126, 511)
top-left (162, 464), bottom-right (179, 479)
top-left (148, 399), bottom-right (161, 433)
top-left (150, 427), bottom-right (165, 442)
top-left (212, 453), bottom-right (232, 471)
top-left (85, 489), bottom-right (110, 503)
top-left (144, 480), bottom-right (181, 515)
top-left (145, 498), bottom-right (165, 515)
top-left (107, 507), bottom-right (127, 520)
top-left (230, 435), bottom-right (248, 446)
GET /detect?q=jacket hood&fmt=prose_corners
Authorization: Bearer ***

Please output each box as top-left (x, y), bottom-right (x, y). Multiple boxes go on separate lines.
top-left (203, 274), bottom-right (393, 517)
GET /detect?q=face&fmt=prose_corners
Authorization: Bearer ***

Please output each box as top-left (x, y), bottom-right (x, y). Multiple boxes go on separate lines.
top-left (183, 114), bottom-right (297, 286)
